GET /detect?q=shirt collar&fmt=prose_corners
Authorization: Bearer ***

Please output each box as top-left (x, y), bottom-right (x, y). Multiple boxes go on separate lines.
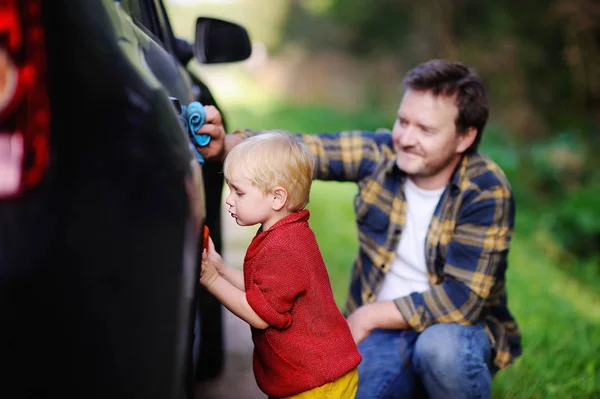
top-left (246, 210), bottom-right (310, 260)
top-left (448, 155), bottom-right (469, 195)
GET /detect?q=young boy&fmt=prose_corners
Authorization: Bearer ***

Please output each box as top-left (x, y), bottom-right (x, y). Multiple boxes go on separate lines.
top-left (199, 132), bottom-right (362, 398)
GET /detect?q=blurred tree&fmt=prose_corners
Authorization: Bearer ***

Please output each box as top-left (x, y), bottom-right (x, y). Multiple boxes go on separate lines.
top-left (280, 0), bottom-right (599, 138)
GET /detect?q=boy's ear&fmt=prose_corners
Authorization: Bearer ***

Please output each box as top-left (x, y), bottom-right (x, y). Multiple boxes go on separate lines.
top-left (271, 187), bottom-right (288, 211)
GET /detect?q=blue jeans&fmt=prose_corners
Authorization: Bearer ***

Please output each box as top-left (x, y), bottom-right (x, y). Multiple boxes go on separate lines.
top-left (356, 324), bottom-right (494, 399)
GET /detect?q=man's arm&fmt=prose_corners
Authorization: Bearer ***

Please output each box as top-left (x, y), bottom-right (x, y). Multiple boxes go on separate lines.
top-left (224, 133), bottom-right (243, 160)
top-left (347, 184), bottom-right (514, 343)
top-left (226, 129), bottom-right (394, 182)
top-left (299, 131), bottom-right (393, 182)
top-left (346, 301), bottom-right (408, 344)
top-left (193, 106), bottom-right (248, 161)
top-left (196, 107), bottom-right (393, 181)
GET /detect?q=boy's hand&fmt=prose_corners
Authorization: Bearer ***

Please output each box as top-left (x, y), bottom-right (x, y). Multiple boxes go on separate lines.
top-left (205, 236), bottom-right (226, 274)
top-left (200, 248), bottom-right (220, 287)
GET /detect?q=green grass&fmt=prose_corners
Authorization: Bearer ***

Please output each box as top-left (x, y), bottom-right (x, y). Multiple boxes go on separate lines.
top-left (306, 181), bottom-right (359, 307)
top-left (225, 102), bottom-right (600, 398)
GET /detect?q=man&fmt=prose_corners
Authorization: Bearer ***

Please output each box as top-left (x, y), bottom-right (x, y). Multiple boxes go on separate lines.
top-left (198, 59), bottom-right (522, 399)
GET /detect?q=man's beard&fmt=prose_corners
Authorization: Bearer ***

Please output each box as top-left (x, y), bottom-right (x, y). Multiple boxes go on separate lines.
top-left (399, 148), bottom-right (459, 179)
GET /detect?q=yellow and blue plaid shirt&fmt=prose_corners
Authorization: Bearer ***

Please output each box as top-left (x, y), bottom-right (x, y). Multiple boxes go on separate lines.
top-left (234, 129), bottom-right (522, 369)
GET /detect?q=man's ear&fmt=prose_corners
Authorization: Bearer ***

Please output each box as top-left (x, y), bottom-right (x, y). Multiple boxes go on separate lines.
top-left (271, 187), bottom-right (288, 211)
top-left (456, 127), bottom-right (477, 154)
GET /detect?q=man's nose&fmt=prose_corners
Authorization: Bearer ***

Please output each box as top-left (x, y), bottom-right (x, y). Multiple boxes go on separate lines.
top-left (225, 193), bottom-right (234, 207)
top-left (399, 126), bottom-right (417, 146)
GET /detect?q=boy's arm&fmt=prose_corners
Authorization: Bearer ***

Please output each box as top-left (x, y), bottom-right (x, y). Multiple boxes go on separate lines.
top-left (218, 265), bottom-right (245, 291)
top-left (245, 247), bottom-right (308, 330)
top-left (205, 275), bottom-right (269, 330)
top-left (201, 253), bottom-right (269, 330)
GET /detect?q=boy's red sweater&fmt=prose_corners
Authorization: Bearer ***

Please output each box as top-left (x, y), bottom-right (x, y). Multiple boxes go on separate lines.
top-left (244, 210), bottom-right (361, 397)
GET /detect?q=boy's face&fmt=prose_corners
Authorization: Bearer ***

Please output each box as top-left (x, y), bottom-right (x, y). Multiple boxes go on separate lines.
top-left (224, 169), bottom-right (279, 230)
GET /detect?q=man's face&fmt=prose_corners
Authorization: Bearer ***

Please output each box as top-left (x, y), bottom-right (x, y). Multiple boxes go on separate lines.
top-left (391, 89), bottom-right (473, 189)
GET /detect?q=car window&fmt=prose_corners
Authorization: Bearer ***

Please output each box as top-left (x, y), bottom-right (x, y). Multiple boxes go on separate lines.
top-left (116, 0), bottom-right (142, 25)
top-left (139, 0), bottom-right (161, 40)
top-left (119, 0), bottom-right (172, 54)
top-left (153, 0), bottom-right (178, 53)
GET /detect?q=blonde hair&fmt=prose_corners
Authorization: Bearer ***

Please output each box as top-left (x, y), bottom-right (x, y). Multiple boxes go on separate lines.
top-left (223, 131), bottom-right (315, 212)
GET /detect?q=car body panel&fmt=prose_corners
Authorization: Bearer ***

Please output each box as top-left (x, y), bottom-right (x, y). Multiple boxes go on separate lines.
top-left (1, 0), bottom-right (201, 397)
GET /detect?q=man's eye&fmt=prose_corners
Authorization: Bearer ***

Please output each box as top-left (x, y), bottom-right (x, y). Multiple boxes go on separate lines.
top-left (236, 191), bottom-right (244, 196)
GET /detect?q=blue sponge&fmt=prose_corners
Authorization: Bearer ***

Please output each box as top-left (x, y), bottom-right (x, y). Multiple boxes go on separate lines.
top-left (178, 101), bottom-right (211, 164)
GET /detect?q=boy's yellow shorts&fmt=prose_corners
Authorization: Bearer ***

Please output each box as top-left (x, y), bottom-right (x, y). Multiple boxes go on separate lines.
top-left (277, 368), bottom-right (358, 399)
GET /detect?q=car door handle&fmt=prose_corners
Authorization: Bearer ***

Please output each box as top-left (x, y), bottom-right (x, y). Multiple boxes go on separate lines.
top-left (169, 96), bottom-right (182, 115)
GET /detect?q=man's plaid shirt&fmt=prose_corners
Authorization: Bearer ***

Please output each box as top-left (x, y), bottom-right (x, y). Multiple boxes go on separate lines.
top-left (235, 129), bottom-right (522, 369)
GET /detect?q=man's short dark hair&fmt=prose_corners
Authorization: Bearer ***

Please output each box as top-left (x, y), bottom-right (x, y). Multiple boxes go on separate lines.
top-left (403, 59), bottom-right (489, 153)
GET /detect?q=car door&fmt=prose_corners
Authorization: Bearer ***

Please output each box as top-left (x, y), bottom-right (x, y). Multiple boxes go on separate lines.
top-left (119, 0), bottom-right (253, 382)
top-left (116, 1), bottom-right (216, 389)
top-left (108, 3), bottom-right (209, 397)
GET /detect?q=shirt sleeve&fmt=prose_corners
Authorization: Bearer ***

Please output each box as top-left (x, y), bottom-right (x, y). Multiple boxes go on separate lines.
top-left (394, 185), bottom-right (515, 331)
top-left (232, 129), bottom-right (394, 182)
top-left (245, 247), bottom-right (309, 330)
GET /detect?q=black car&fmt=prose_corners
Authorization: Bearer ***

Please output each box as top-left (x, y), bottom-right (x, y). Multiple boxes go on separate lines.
top-left (0, 0), bottom-right (249, 397)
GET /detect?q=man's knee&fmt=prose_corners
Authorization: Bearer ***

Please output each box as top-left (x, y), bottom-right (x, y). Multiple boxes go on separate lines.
top-left (356, 330), bottom-right (421, 399)
top-left (412, 324), bottom-right (493, 398)
top-left (413, 324), bottom-right (462, 371)
top-left (412, 323), bottom-right (491, 373)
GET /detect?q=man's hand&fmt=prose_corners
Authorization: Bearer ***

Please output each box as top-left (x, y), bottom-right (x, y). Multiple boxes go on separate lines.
top-left (200, 248), bottom-right (220, 287)
top-left (195, 105), bottom-right (226, 161)
top-left (347, 301), bottom-right (409, 344)
top-left (347, 305), bottom-right (375, 345)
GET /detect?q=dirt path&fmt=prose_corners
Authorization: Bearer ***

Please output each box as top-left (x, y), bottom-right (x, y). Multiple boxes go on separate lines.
top-left (195, 192), bottom-right (265, 399)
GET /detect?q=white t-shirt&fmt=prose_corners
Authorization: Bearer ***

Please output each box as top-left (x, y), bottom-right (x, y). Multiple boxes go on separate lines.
top-left (376, 178), bottom-right (445, 301)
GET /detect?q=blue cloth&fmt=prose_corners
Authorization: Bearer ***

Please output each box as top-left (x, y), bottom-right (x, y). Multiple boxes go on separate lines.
top-left (356, 324), bottom-right (494, 399)
top-left (177, 101), bottom-right (210, 164)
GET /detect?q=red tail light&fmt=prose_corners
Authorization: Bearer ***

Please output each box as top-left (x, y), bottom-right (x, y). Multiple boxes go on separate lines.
top-left (0, 0), bottom-right (50, 198)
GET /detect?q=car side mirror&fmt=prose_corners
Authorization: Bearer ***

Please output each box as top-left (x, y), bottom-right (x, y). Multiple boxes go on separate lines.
top-left (193, 17), bottom-right (251, 64)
